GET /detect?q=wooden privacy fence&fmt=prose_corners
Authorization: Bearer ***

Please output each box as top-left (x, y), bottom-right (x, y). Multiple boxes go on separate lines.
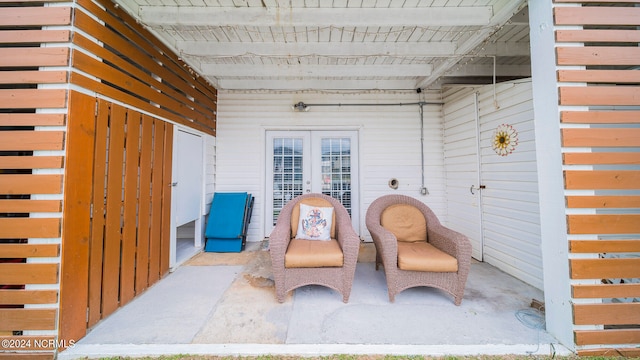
top-left (85, 97), bottom-right (174, 327)
top-left (0, 2), bottom-right (71, 358)
top-left (555, 0), bottom-right (640, 356)
top-left (1, 0), bottom-right (217, 356)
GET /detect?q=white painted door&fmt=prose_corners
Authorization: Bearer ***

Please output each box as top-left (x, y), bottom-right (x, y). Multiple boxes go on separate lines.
top-left (443, 92), bottom-right (484, 260)
top-left (266, 130), bottom-right (359, 235)
top-left (175, 130), bottom-right (203, 226)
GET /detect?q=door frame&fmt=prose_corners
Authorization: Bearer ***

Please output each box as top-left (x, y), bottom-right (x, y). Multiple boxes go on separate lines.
top-left (264, 129), bottom-right (360, 237)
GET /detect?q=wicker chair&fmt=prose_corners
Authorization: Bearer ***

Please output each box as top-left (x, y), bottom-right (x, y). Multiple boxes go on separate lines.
top-left (269, 193), bottom-right (360, 303)
top-left (365, 194), bottom-right (472, 305)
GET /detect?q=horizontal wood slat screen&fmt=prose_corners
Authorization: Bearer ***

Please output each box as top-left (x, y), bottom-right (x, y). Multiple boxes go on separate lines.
top-left (0, 3), bottom-right (69, 353)
top-left (554, 0), bottom-right (640, 353)
top-left (71, 0), bottom-right (216, 136)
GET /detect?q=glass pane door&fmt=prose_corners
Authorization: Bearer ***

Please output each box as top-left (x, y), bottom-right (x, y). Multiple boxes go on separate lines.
top-left (266, 130), bottom-right (359, 235)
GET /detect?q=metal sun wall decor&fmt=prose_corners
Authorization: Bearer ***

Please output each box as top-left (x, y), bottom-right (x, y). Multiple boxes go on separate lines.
top-left (492, 123), bottom-right (519, 156)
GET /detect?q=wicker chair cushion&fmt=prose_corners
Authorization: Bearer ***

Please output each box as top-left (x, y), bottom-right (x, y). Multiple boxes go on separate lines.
top-left (380, 204), bottom-right (427, 242)
top-left (285, 238), bottom-right (343, 268)
top-left (291, 197), bottom-right (336, 238)
top-left (397, 242), bottom-right (458, 272)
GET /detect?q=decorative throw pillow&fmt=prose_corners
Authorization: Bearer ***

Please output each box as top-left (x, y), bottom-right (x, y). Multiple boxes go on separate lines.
top-left (295, 203), bottom-right (333, 241)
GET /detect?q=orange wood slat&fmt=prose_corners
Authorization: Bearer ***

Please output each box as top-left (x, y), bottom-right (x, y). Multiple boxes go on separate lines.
top-left (557, 47), bottom-right (640, 66)
top-left (0, 114), bottom-right (66, 126)
top-left (0, 290), bottom-right (58, 305)
top-left (570, 258), bottom-right (640, 279)
top-left (0, 244), bottom-right (59, 258)
top-left (101, 103), bottom-right (126, 319)
top-left (559, 86), bottom-right (640, 106)
top-left (0, 131), bottom-right (64, 152)
top-left (566, 196), bottom-right (640, 209)
top-left (567, 214), bottom-right (640, 235)
top-left (554, 7), bottom-right (640, 26)
top-left (0, 309), bottom-right (57, 331)
top-left (59, 91), bottom-right (97, 342)
top-left (0, 29), bottom-right (70, 43)
top-left (570, 239), bottom-right (640, 253)
top-left (71, 50), bottom-right (206, 125)
top-left (76, 0), bottom-right (218, 108)
top-left (563, 152), bottom-right (640, 165)
top-left (556, 29), bottom-right (640, 43)
top-left (574, 303), bottom-right (640, 325)
top-left (0, 71), bottom-right (68, 85)
top-left (160, 123), bottom-right (174, 276)
top-left (0, 89), bottom-right (67, 109)
top-left (69, 72), bottom-right (213, 136)
top-left (148, 120), bottom-right (166, 284)
top-left (119, 109), bottom-right (141, 307)
top-left (0, 157), bottom-right (64, 170)
top-left (70, 29), bottom-right (214, 121)
top-left (0, 336), bottom-right (57, 351)
top-left (562, 128), bottom-right (640, 147)
top-left (575, 329), bottom-right (640, 346)
top-left (577, 348), bottom-right (640, 357)
top-left (0, 263), bottom-right (58, 285)
top-left (0, 199), bottom-right (62, 213)
top-left (561, 111), bottom-right (640, 124)
top-left (87, 99), bottom-right (109, 328)
top-left (0, 7), bottom-right (72, 26)
top-left (573, 283), bottom-right (640, 299)
top-left (0, 174), bottom-right (63, 195)
top-left (135, 116), bottom-right (154, 294)
top-left (565, 170), bottom-right (640, 190)
top-left (557, 70), bottom-right (640, 84)
top-left (0, 48), bottom-right (69, 67)
top-left (0, 218), bottom-right (60, 239)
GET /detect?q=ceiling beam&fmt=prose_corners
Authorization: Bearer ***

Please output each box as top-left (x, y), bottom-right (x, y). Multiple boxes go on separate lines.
top-left (177, 41), bottom-right (457, 58)
top-left (200, 64), bottom-right (432, 77)
top-left (476, 42), bottom-right (531, 57)
top-left (417, 0), bottom-right (528, 89)
top-left (213, 78), bottom-right (418, 91)
top-left (445, 64), bottom-right (531, 77)
top-left (138, 6), bottom-right (493, 27)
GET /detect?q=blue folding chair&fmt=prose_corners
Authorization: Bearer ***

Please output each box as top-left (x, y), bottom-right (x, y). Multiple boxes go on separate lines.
top-left (204, 192), bottom-right (254, 252)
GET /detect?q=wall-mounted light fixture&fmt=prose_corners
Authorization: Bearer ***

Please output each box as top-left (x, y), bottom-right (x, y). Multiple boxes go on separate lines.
top-left (291, 101), bottom-right (309, 112)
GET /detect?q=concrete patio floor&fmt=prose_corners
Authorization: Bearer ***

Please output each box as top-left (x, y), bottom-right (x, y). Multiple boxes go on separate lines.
top-left (58, 242), bottom-right (571, 359)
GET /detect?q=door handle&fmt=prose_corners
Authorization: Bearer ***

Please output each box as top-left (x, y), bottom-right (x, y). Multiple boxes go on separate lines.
top-left (470, 185), bottom-right (486, 194)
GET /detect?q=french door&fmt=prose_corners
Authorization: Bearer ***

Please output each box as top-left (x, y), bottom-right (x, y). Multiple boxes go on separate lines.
top-left (265, 130), bottom-right (359, 235)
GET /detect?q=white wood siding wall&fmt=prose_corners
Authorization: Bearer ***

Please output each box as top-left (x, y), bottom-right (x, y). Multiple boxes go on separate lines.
top-left (444, 79), bottom-right (543, 290)
top-left (215, 91), bottom-right (445, 242)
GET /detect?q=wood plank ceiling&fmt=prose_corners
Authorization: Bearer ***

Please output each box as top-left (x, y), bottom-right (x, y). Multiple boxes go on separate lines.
top-left (113, 0), bottom-right (530, 91)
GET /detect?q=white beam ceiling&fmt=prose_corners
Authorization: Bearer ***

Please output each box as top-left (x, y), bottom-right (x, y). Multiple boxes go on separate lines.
top-left (200, 64), bottom-right (433, 78)
top-left (177, 42), bottom-right (458, 58)
top-left (138, 6), bottom-right (493, 28)
top-left (214, 78), bottom-right (417, 91)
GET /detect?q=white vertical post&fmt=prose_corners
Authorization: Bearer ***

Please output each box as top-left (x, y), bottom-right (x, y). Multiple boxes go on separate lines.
top-left (528, 0), bottom-right (575, 351)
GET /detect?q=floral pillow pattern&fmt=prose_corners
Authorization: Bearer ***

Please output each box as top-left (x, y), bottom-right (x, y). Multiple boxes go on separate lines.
top-left (296, 203), bottom-right (333, 241)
